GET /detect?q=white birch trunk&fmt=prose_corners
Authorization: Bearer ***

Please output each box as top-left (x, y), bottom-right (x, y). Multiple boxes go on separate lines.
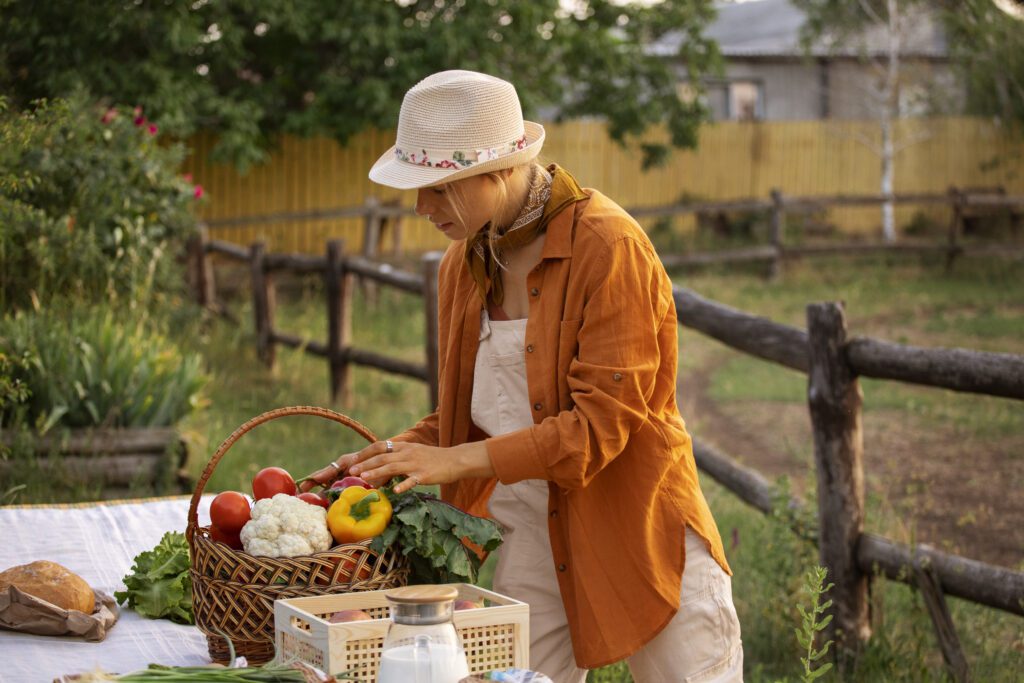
top-left (881, 115), bottom-right (895, 241)
top-left (880, 0), bottom-right (901, 242)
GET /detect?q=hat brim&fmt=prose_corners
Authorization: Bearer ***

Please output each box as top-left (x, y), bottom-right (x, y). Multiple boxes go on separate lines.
top-left (369, 121), bottom-right (546, 190)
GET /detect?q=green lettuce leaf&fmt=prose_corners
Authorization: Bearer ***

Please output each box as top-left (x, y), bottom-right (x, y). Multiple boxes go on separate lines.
top-left (114, 530), bottom-right (194, 624)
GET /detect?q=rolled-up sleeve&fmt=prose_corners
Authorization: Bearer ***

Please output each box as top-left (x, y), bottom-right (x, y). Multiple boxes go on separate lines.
top-left (488, 234), bottom-right (671, 489)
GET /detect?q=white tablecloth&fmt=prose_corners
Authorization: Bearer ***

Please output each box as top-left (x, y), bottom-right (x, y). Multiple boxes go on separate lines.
top-left (0, 495), bottom-right (216, 683)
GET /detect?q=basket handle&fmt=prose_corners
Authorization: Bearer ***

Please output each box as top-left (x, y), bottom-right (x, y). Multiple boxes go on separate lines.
top-left (187, 406), bottom-right (378, 536)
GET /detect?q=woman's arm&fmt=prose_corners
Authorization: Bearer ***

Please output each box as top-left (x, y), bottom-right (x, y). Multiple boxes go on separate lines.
top-left (487, 231), bottom-right (674, 489)
top-left (347, 229), bottom-right (673, 494)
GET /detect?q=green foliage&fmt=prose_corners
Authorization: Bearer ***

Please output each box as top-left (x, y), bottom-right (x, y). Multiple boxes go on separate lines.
top-left (795, 566), bottom-right (835, 682)
top-left (0, 308), bottom-right (208, 431)
top-left (586, 661), bottom-right (633, 682)
top-left (371, 486), bottom-right (504, 585)
top-left (939, 0), bottom-right (1024, 130)
top-left (0, 0), bottom-right (720, 170)
top-left (0, 95), bottom-right (201, 312)
top-left (115, 531), bottom-right (194, 625)
top-left (0, 350), bottom-right (31, 412)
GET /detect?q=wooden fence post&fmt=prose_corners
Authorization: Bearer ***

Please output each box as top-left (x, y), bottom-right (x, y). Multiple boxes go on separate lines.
top-left (250, 242), bottom-right (276, 369)
top-left (187, 224), bottom-right (216, 308)
top-left (362, 196), bottom-right (382, 304)
top-left (912, 554), bottom-right (972, 683)
top-left (946, 186), bottom-right (965, 273)
top-left (327, 240), bottom-right (353, 405)
top-left (769, 188), bottom-right (784, 280)
top-left (387, 201), bottom-right (404, 257)
top-left (422, 251), bottom-right (443, 409)
top-left (806, 302), bottom-right (869, 662)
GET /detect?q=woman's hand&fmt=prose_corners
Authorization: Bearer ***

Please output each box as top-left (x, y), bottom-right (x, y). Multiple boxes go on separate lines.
top-left (297, 450), bottom-right (361, 492)
top-left (348, 440), bottom-right (494, 495)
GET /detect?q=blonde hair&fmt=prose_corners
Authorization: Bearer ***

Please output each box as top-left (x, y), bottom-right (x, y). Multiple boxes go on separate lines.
top-left (443, 162), bottom-right (543, 264)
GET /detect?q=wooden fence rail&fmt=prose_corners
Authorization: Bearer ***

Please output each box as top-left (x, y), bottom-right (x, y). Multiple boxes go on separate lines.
top-left (672, 283), bottom-right (1023, 681)
top-left (188, 233), bottom-right (1023, 682)
top-left (692, 439), bottom-right (1024, 617)
top-left (189, 229), bottom-right (440, 406)
top-left (201, 187), bottom-right (1024, 282)
top-left (643, 187), bottom-right (1024, 278)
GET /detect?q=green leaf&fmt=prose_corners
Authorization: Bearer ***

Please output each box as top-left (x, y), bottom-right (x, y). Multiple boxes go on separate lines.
top-left (116, 531), bottom-right (193, 624)
top-left (378, 490), bottom-right (503, 584)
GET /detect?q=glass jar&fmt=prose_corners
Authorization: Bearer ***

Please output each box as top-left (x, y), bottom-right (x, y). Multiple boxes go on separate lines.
top-left (378, 584), bottom-right (471, 683)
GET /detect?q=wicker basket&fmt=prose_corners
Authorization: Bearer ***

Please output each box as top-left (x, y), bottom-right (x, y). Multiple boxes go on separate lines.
top-left (186, 406), bottom-right (410, 664)
top-left (274, 583), bottom-right (529, 682)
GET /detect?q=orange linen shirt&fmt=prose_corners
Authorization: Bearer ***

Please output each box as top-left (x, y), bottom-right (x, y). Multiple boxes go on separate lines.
top-left (393, 183), bottom-right (731, 668)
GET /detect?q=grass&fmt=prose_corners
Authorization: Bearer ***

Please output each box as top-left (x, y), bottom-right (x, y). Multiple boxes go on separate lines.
top-left (5, 254), bottom-right (1022, 680)
top-left (179, 279), bottom-right (433, 495)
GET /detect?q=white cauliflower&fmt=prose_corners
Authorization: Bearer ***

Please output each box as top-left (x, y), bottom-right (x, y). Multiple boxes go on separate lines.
top-left (240, 493), bottom-right (332, 557)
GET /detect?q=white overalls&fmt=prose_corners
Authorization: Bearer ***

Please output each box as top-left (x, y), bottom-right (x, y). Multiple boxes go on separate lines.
top-left (471, 311), bottom-right (743, 683)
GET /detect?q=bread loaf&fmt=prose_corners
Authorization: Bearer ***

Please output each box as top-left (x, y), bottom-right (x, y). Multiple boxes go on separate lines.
top-left (0, 560), bottom-right (96, 614)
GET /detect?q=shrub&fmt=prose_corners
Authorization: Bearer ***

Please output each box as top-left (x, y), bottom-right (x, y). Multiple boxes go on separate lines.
top-left (0, 308), bottom-right (208, 431)
top-left (0, 94), bottom-right (201, 312)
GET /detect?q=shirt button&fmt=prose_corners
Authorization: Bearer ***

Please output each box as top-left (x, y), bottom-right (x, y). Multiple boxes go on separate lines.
top-left (550, 510), bottom-right (558, 518)
top-left (533, 402), bottom-right (543, 411)
top-left (613, 372), bottom-right (623, 381)
top-left (526, 344), bottom-right (534, 353)
top-left (557, 563), bottom-right (567, 572)
top-left (530, 287), bottom-right (540, 297)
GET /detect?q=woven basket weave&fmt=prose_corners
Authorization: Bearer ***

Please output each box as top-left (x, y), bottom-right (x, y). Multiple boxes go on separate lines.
top-left (186, 406), bottom-right (410, 664)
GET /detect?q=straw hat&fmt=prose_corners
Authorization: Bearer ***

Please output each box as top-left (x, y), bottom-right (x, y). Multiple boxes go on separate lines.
top-left (369, 70), bottom-right (545, 190)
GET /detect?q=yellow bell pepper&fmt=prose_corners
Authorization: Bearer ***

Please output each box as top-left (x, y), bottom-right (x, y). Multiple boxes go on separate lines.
top-left (326, 486), bottom-right (393, 544)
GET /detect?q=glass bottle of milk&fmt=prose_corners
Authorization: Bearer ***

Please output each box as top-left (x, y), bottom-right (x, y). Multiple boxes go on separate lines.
top-left (378, 584), bottom-right (470, 683)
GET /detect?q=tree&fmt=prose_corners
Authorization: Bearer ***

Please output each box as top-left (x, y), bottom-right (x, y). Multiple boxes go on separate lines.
top-left (794, 0), bottom-right (936, 242)
top-left (940, 0), bottom-right (1024, 130)
top-left (0, 0), bottom-right (719, 170)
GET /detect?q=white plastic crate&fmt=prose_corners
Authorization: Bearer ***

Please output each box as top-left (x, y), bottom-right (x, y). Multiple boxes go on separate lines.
top-left (275, 583), bottom-right (529, 681)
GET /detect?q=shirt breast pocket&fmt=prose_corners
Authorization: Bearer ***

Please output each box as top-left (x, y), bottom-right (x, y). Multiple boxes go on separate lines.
top-left (489, 351), bottom-right (525, 368)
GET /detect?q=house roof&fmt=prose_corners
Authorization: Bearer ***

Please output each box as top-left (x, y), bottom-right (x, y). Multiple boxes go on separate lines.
top-left (649, 0), bottom-right (948, 59)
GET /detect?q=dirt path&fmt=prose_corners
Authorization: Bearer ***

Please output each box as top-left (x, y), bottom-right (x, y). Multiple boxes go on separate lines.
top-left (679, 354), bottom-right (1024, 570)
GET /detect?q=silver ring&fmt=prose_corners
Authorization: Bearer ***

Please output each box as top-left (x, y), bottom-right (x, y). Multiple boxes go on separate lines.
top-left (385, 439), bottom-right (394, 453)
top-left (326, 461), bottom-right (340, 471)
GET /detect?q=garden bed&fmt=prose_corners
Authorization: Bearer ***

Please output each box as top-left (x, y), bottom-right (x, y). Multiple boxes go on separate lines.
top-left (0, 427), bottom-right (191, 497)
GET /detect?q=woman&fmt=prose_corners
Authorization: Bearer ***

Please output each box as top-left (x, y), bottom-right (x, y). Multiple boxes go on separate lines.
top-left (301, 70), bottom-right (743, 682)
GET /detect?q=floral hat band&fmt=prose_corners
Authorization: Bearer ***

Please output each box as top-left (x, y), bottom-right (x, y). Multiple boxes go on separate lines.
top-left (395, 134), bottom-right (528, 170)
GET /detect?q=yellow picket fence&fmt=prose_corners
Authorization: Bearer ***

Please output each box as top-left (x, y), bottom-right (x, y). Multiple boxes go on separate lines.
top-left (181, 117), bottom-right (1024, 254)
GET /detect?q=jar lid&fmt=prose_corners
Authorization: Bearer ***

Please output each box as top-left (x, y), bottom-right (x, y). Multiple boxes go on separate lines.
top-left (386, 584), bottom-right (459, 605)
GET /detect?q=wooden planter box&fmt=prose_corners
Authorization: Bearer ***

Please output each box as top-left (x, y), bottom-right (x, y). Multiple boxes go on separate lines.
top-left (0, 427), bottom-right (191, 496)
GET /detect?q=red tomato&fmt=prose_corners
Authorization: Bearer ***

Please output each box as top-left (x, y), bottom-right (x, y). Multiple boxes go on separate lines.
top-left (297, 492), bottom-right (329, 509)
top-left (209, 524), bottom-right (243, 550)
top-left (252, 466), bottom-right (296, 500)
top-left (209, 491), bottom-right (251, 533)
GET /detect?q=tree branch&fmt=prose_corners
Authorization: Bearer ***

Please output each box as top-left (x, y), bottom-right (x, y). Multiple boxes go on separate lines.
top-left (857, 0), bottom-right (885, 26)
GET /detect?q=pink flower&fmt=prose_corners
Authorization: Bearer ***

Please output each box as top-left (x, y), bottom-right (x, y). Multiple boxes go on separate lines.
top-left (134, 116), bottom-right (145, 127)
top-left (133, 106), bottom-right (143, 117)
top-left (182, 173), bottom-right (193, 182)
top-left (101, 108), bottom-right (117, 124)
top-left (148, 124), bottom-right (158, 135)
top-left (193, 185), bottom-right (204, 199)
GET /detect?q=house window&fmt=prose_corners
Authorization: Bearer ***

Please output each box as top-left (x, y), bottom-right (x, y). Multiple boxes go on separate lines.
top-left (728, 80), bottom-right (762, 121)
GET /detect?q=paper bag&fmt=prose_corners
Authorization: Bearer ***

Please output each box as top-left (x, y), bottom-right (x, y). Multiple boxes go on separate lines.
top-left (0, 585), bottom-right (119, 642)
